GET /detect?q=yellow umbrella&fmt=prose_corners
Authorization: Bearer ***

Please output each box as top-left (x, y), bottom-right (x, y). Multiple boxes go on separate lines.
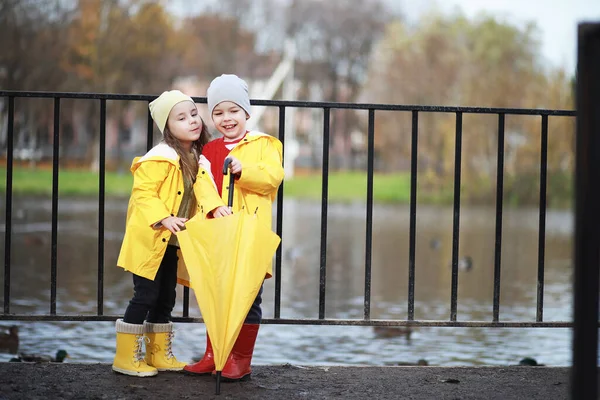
top-left (177, 161), bottom-right (280, 394)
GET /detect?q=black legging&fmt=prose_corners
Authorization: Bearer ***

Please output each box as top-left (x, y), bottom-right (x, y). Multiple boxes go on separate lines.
top-left (123, 245), bottom-right (178, 324)
top-left (245, 285), bottom-right (263, 324)
top-left (124, 245), bottom-right (264, 325)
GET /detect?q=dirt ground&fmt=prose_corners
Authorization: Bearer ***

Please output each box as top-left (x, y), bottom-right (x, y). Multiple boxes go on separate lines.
top-left (0, 363), bottom-right (587, 400)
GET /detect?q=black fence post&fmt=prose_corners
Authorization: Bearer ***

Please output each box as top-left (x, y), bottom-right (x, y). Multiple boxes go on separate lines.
top-left (572, 22), bottom-right (600, 400)
top-left (274, 106), bottom-right (286, 319)
top-left (3, 96), bottom-right (14, 315)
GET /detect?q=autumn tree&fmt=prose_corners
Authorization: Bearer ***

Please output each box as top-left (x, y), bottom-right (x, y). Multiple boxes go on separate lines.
top-left (200, 0), bottom-right (283, 55)
top-left (285, 0), bottom-right (395, 168)
top-left (0, 0), bottom-right (73, 156)
top-left (362, 10), bottom-right (574, 204)
top-left (63, 0), bottom-right (179, 93)
top-left (178, 14), bottom-right (256, 80)
top-left (0, 0), bottom-right (71, 91)
top-left (60, 0), bottom-right (181, 166)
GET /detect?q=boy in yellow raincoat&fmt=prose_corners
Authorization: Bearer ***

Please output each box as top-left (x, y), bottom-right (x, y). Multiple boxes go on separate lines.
top-left (184, 74), bottom-right (284, 381)
top-left (113, 90), bottom-right (222, 377)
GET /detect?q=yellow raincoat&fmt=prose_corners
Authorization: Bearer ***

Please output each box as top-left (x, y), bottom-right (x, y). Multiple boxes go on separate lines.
top-left (194, 131), bottom-right (284, 278)
top-left (116, 143), bottom-right (223, 281)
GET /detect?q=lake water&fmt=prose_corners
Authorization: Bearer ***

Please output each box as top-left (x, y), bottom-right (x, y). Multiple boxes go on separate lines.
top-left (0, 197), bottom-right (573, 366)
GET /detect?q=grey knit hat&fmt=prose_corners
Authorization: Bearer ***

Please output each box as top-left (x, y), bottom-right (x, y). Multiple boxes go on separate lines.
top-left (207, 74), bottom-right (251, 117)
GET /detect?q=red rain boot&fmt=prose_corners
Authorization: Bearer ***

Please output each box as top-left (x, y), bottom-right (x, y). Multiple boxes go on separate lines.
top-left (183, 333), bottom-right (215, 375)
top-left (220, 324), bottom-right (259, 381)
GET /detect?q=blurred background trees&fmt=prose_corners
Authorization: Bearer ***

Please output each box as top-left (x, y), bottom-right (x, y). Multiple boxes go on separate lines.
top-left (0, 0), bottom-right (575, 206)
top-left (361, 11), bottom-right (574, 203)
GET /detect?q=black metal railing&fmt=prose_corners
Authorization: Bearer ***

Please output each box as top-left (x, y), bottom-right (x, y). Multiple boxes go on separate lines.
top-left (0, 90), bottom-right (578, 328)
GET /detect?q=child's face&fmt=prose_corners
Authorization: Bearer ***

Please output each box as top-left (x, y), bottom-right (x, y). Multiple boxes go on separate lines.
top-left (211, 101), bottom-right (248, 141)
top-left (166, 101), bottom-right (203, 149)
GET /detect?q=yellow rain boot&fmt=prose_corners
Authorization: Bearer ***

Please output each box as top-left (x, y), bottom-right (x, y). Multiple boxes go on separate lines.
top-left (112, 319), bottom-right (158, 377)
top-left (143, 322), bottom-right (187, 371)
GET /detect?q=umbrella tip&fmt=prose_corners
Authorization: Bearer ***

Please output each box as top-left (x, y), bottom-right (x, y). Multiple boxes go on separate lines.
top-left (216, 371), bottom-right (222, 395)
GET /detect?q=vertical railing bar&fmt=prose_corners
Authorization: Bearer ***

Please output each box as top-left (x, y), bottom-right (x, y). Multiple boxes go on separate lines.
top-left (318, 108), bottom-right (331, 320)
top-left (408, 110), bottom-right (419, 321)
top-left (493, 113), bottom-right (505, 322)
top-left (146, 105), bottom-right (153, 151)
top-left (182, 287), bottom-right (190, 317)
top-left (274, 106), bottom-right (286, 319)
top-left (450, 111), bottom-right (463, 322)
top-left (97, 99), bottom-right (106, 315)
top-left (50, 97), bottom-right (60, 315)
top-left (363, 109), bottom-right (375, 320)
top-left (3, 96), bottom-right (15, 314)
top-left (536, 114), bottom-right (549, 322)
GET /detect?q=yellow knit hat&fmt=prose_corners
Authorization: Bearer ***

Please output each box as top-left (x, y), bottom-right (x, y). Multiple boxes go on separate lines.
top-left (149, 90), bottom-right (195, 134)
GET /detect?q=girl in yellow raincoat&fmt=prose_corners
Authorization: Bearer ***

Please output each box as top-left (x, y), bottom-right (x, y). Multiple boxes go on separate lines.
top-left (183, 74), bottom-right (284, 381)
top-left (112, 90), bottom-right (223, 377)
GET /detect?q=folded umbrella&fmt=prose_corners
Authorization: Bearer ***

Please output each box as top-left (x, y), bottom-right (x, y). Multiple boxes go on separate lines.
top-left (177, 158), bottom-right (280, 394)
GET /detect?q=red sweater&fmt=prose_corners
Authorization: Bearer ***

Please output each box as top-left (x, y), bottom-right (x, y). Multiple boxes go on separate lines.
top-left (201, 134), bottom-right (246, 196)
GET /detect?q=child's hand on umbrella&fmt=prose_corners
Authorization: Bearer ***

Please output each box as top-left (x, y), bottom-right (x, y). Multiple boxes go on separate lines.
top-left (212, 206), bottom-right (233, 218)
top-left (227, 156), bottom-right (242, 175)
top-left (161, 216), bottom-right (188, 233)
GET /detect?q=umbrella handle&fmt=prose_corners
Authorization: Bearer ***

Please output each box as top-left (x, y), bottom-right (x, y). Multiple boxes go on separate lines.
top-left (223, 158), bottom-right (235, 208)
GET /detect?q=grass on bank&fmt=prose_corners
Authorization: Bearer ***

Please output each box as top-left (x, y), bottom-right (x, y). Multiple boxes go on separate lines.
top-left (0, 166), bottom-right (447, 203)
top-left (0, 167), bottom-right (134, 197)
top-left (282, 172), bottom-right (453, 204)
top-left (0, 166), bottom-right (571, 208)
